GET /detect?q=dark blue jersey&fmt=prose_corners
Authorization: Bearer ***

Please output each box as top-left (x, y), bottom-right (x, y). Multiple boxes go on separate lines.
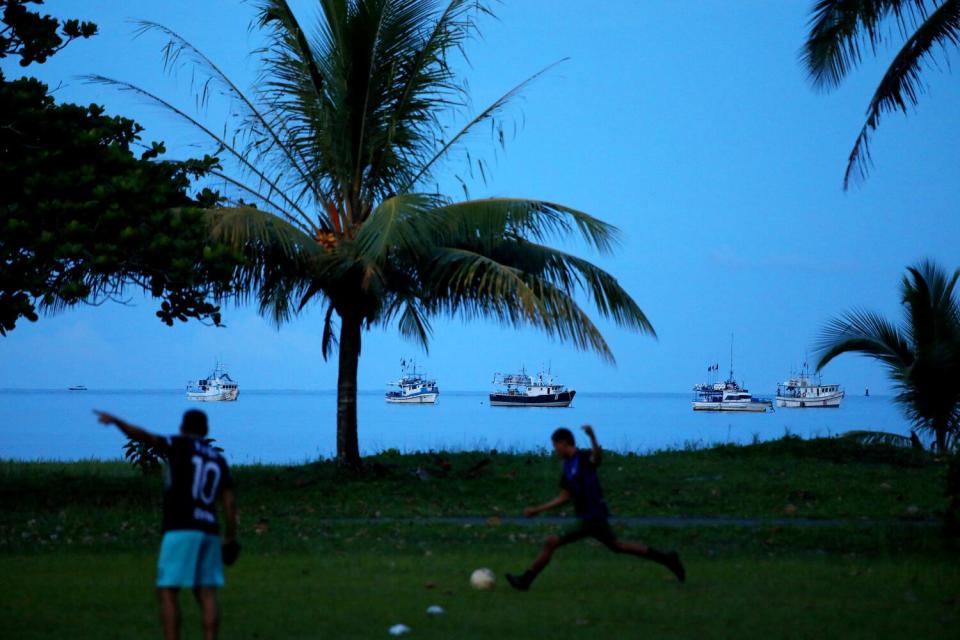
top-left (560, 450), bottom-right (609, 521)
top-left (156, 435), bottom-right (233, 534)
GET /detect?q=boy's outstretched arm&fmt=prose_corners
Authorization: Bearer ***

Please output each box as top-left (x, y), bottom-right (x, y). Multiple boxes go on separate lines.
top-left (524, 490), bottom-right (571, 517)
top-left (94, 410), bottom-right (165, 448)
top-left (582, 424), bottom-right (602, 465)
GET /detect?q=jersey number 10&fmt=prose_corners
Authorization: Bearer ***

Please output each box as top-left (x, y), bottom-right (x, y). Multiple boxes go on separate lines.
top-left (191, 455), bottom-right (221, 505)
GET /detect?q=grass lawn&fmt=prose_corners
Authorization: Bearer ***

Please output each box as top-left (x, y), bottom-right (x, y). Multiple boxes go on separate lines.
top-left (1, 437), bottom-right (958, 638)
top-left (0, 437), bottom-right (948, 552)
top-left (2, 545), bottom-right (958, 639)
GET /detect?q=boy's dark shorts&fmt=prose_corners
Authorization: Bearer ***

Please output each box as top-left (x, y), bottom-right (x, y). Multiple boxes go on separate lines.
top-left (557, 518), bottom-right (618, 548)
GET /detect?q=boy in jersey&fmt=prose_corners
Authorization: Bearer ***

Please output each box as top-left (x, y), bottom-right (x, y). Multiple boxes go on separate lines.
top-left (95, 409), bottom-right (238, 640)
top-left (506, 425), bottom-right (685, 591)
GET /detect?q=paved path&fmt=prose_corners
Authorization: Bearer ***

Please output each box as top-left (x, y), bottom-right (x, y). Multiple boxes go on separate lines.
top-left (321, 515), bottom-right (937, 528)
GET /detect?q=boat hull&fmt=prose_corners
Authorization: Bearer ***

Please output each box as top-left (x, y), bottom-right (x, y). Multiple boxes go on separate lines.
top-left (692, 401), bottom-right (770, 412)
top-left (489, 390), bottom-right (576, 407)
top-left (385, 393), bottom-right (438, 404)
top-left (187, 389), bottom-right (239, 402)
top-left (776, 392), bottom-right (844, 408)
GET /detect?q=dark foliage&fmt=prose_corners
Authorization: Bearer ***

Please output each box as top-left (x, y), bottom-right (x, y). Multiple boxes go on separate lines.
top-left (121, 439), bottom-right (164, 476)
top-left (802, 0), bottom-right (960, 188)
top-left (712, 432), bottom-right (932, 468)
top-left (122, 437), bottom-right (223, 476)
top-left (816, 261), bottom-right (960, 453)
top-left (0, 0), bottom-right (245, 334)
top-left (0, 0), bottom-right (97, 68)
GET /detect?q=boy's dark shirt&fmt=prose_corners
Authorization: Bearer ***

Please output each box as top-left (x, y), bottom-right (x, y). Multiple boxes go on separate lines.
top-left (156, 435), bottom-right (233, 535)
top-left (560, 449), bottom-right (609, 520)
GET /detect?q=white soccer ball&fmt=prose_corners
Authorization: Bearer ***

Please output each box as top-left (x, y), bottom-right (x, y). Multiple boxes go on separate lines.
top-left (470, 568), bottom-right (496, 590)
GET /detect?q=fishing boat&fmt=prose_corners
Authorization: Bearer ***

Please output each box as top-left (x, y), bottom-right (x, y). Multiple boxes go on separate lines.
top-left (692, 380), bottom-right (773, 412)
top-left (776, 364), bottom-right (844, 408)
top-left (68, 385), bottom-right (88, 391)
top-left (186, 362), bottom-right (239, 402)
top-left (691, 337), bottom-right (772, 412)
top-left (489, 368), bottom-right (575, 407)
top-left (385, 360), bottom-right (439, 404)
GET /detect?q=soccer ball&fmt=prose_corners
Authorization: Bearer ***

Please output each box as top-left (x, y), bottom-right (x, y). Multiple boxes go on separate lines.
top-left (470, 568), bottom-right (495, 590)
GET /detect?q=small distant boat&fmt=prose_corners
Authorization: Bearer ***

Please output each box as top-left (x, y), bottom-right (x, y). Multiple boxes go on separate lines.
top-left (186, 362), bottom-right (239, 402)
top-left (776, 364), bottom-right (844, 408)
top-left (385, 360), bottom-right (439, 404)
top-left (68, 385), bottom-right (88, 391)
top-left (489, 368), bottom-right (575, 407)
top-left (865, 387), bottom-right (870, 397)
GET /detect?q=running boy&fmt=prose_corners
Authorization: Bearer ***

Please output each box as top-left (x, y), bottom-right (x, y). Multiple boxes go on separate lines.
top-left (506, 425), bottom-right (684, 590)
top-left (95, 409), bottom-right (238, 640)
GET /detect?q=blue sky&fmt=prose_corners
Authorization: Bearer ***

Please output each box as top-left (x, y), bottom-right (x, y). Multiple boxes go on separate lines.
top-left (1, 0), bottom-right (958, 393)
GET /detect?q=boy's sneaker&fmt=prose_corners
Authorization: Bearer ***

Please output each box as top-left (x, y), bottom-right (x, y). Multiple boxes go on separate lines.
top-left (665, 551), bottom-right (686, 583)
top-left (506, 573), bottom-right (530, 591)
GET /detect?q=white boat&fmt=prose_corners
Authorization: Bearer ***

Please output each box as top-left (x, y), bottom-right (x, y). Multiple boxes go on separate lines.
top-left (489, 368), bottom-right (576, 407)
top-left (692, 341), bottom-right (772, 412)
top-left (385, 360), bottom-right (439, 404)
top-left (186, 362), bottom-right (239, 402)
top-left (776, 365), bottom-right (844, 408)
top-left (692, 380), bottom-right (773, 412)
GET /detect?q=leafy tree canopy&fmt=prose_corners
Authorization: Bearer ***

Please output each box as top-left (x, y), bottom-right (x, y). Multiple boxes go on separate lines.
top-left (0, 0), bottom-right (243, 335)
top-left (0, 0), bottom-right (97, 69)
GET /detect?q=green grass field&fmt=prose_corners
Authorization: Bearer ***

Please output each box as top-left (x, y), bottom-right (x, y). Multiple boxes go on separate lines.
top-left (2, 437), bottom-right (958, 638)
top-left (2, 540), bottom-right (958, 639)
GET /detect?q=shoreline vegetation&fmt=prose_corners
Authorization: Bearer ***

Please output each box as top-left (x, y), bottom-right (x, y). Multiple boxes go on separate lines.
top-left (2, 436), bottom-right (949, 545)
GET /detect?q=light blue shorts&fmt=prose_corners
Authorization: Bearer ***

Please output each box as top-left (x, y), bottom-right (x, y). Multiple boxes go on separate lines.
top-left (157, 531), bottom-right (224, 588)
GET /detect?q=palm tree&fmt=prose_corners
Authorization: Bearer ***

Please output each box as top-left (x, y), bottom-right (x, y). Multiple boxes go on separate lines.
top-left (815, 260), bottom-right (960, 452)
top-left (802, 0), bottom-right (960, 188)
top-left (90, 0), bottom-right (654, 468)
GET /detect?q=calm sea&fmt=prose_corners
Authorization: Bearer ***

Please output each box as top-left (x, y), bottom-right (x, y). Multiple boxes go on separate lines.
top-left (0, 389), bottom-right (909, 464)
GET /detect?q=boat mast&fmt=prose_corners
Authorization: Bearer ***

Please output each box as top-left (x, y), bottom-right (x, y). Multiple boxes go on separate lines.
top-left (729, 333), bottom-right (734, 382)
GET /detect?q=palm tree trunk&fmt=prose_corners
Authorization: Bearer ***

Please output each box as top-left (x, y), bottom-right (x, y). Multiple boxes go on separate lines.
top-left (336, 312), bottom-right (362, 468)
top-left (934, 418), bottom-right (948, 454)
